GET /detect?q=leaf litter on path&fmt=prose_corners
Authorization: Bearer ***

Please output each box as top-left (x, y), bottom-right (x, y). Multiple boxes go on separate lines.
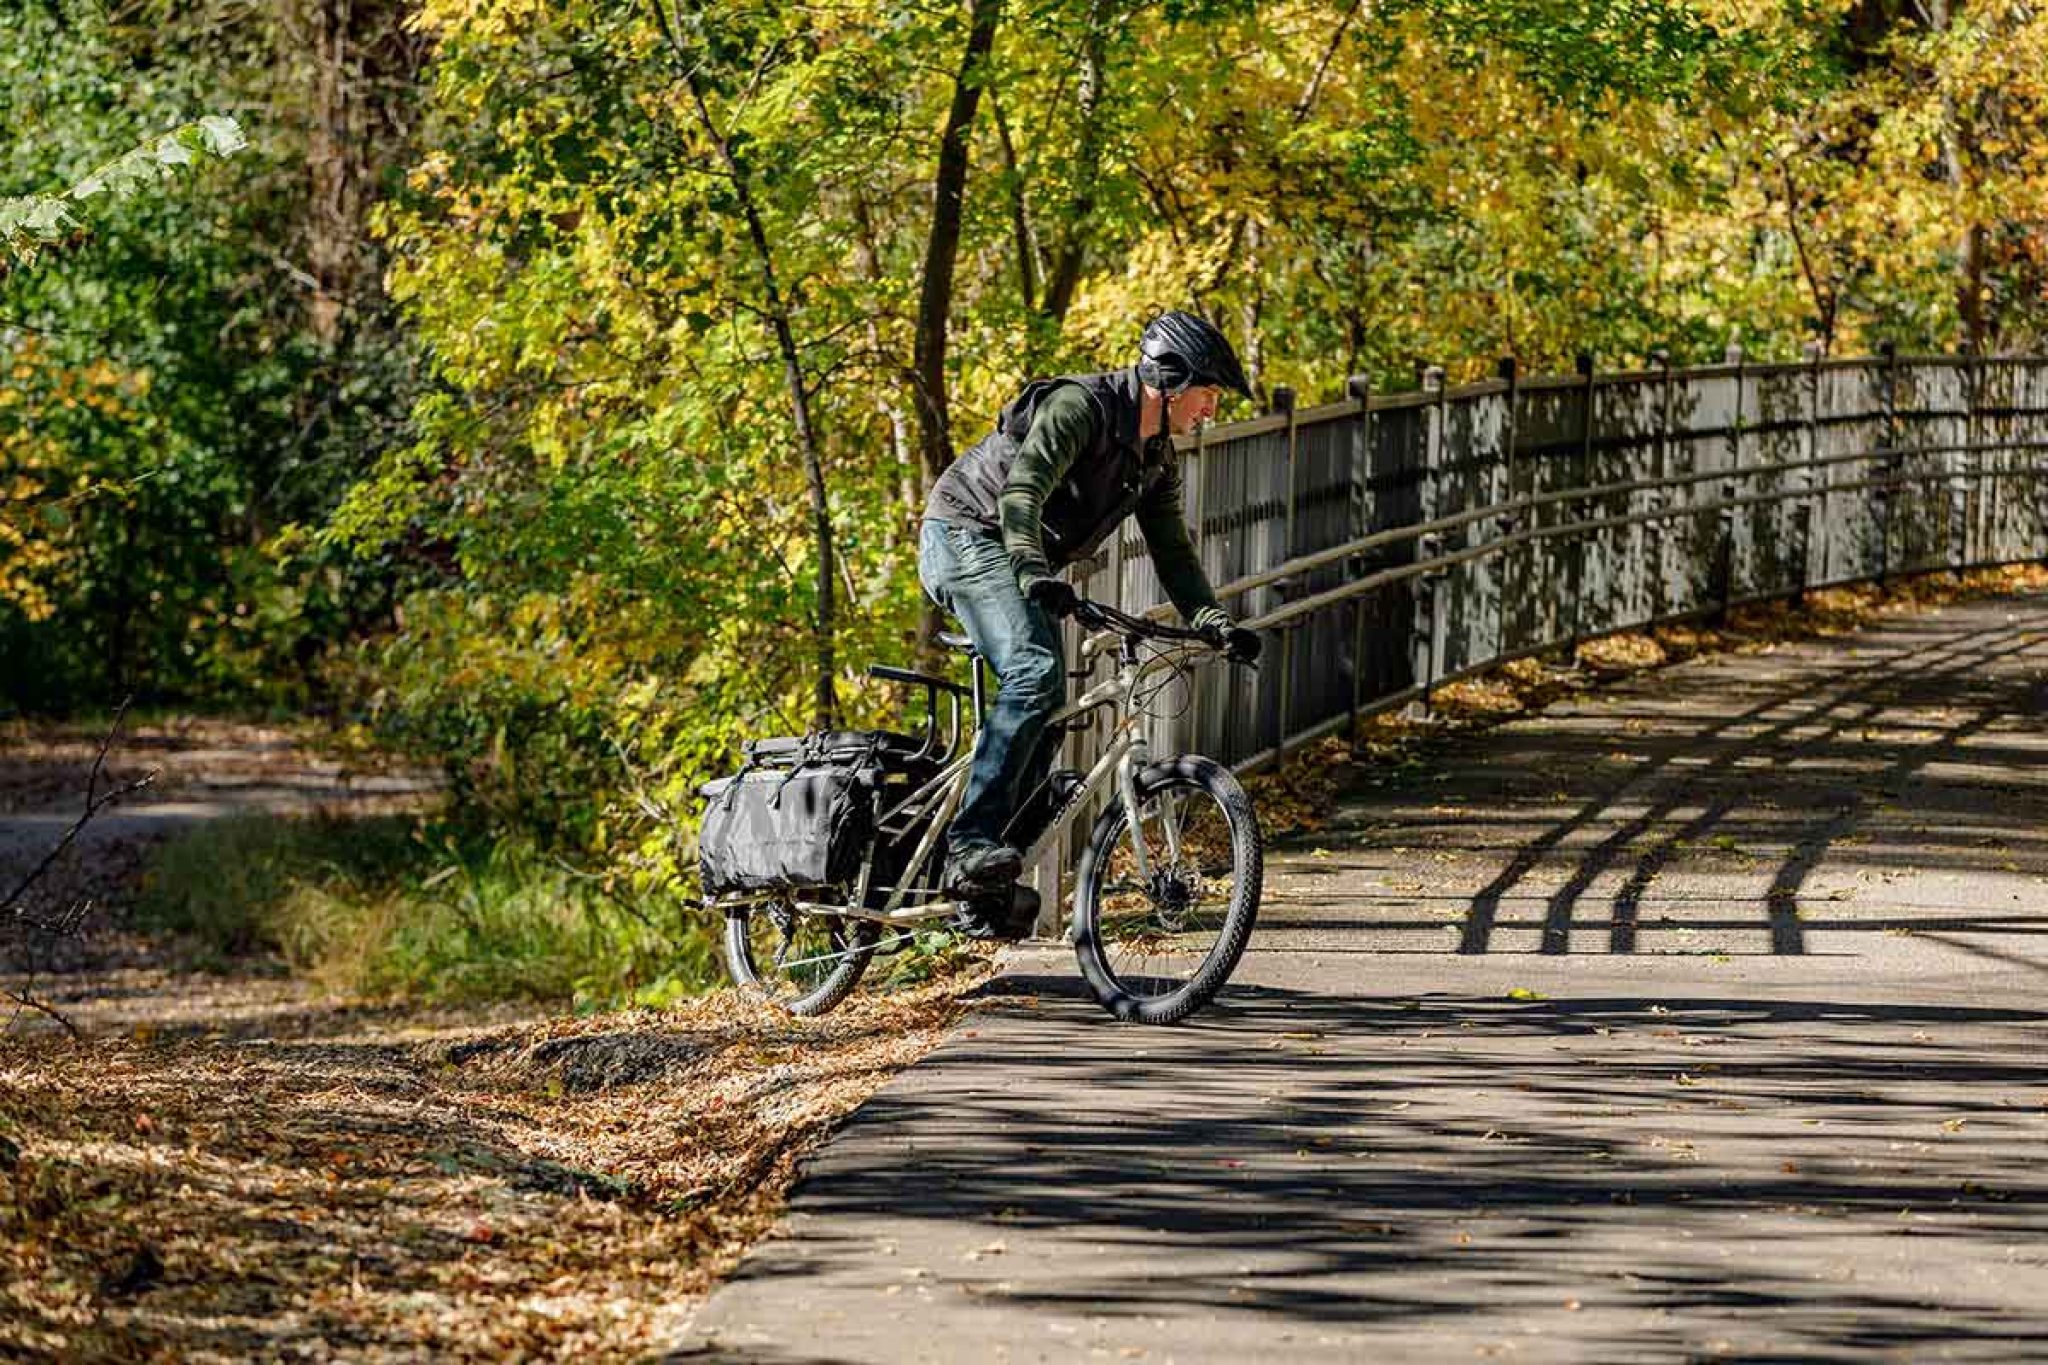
top-left (0, 964), bottom-right (990, 1363)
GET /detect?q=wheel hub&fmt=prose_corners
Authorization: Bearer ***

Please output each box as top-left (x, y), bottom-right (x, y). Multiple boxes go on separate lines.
top-left (1146, 865), bottom-right (1200, 927)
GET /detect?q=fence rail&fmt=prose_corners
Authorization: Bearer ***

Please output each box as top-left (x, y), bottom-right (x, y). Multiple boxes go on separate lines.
top-left (1057, 344), bottom-right (2048, 785)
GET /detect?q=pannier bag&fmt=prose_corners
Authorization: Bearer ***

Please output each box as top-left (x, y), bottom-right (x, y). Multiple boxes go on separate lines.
top-left (698, 731), bottom-right (923, 897)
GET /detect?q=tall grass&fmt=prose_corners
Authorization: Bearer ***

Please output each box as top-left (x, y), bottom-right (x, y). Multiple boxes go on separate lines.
top-left (136, 815), bottom-right (719, 1008)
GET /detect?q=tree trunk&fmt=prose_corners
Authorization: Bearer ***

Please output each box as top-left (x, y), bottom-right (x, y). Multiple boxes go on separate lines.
top-left (908, 0), bottom-right (1000, 664)
top-left (302, 0), bottom-right (354, 348)
top-left (910, 0), bottom-right (1002, 495)
top-left (989, 90), bottom-right (1038, 317)
top-left (291, 0), bottom-right (419, 346)
top-left (1040, 8), bottom-right (1106, 330)
top-left (1926, 0), bottom-right (1987, 354)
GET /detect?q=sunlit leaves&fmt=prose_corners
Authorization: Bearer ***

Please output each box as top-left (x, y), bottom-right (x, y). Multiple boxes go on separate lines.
top-left (1, 117), bottom-right (248, 268)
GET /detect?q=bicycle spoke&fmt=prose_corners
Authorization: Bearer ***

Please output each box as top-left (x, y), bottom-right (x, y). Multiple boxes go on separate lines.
top-left (734, 899), bottom-right (873, 1006)
top-left (1092, 777), bottom-right (1242, 999)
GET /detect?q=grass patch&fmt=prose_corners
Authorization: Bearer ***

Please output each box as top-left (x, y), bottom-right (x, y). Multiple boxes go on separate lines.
top-left (135, 814), bottom-right (720, 1009)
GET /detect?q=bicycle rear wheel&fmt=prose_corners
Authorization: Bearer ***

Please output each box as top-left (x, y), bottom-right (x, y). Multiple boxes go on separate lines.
top-left (1071, 755), bottom-right (1262, 1024)
top-left (723, 897), bottom-right (879, 1016)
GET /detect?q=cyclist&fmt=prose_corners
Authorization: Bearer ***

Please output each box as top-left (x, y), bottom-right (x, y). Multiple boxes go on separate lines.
top-left (919, 309), bottom-right (1263, 935)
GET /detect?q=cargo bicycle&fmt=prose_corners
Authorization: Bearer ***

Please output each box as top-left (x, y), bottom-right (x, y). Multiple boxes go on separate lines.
top-left (697, 597), bottom-right (1264, 1024)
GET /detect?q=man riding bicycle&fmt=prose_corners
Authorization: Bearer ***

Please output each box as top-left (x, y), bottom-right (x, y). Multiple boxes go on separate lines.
top-left (919, 309), bottom-right (1263, 936)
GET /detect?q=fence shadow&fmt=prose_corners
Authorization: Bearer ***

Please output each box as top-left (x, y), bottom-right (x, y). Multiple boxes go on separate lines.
top-left (1253, 601), bottom-right (2048, 959)
top-left (686, 980), bottom-right (2048, 1361)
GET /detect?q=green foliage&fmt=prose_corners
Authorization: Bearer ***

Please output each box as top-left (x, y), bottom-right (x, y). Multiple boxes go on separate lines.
top-left (1, 0), bottom-right (419, 712)
top-left (136, 813), bottom-right (719, 1007)
top-left (0, 115), bottom-right (247, 267)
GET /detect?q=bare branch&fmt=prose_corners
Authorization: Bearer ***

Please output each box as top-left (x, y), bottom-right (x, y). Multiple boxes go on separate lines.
top-left (0, 697), bottom-right (159, 923)
top-left (4, 984), bottom-right (82, 1043)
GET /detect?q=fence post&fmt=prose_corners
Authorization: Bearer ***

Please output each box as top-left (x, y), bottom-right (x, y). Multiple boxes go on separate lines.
top-left (1564, 351), bottom-right (1595, 655)
top-left (1877, 340), bottom-right (1899, 587)
top-left (1279, 384), bottom-right (1301, 557)
top-left (1410, 365), bottom-right (1446, 714)
top-left (1971, 351), bottom-right (1994, 563)
top-left (1647, 349), bottom-right (1672, 620)
top-left (1345, 373), bottom-right (1371, 745)
top-left (2035, 359), bottom-right (2048, 561)
top-left (1794, 341), bottom-right (1823, 604)
top-left (1190, 415), bottom-right (1220, 764)
top-left (1711, 343), bottom-right (1743, 624)
top-left (1805, 342), bottom-right (1826, 598)
top-left (1954, 349), bottom-right (1976, 573)
top-left (1272, 385), bottom-right (1299, 763)
top-left (2034, 358), bottom-right (2048, 560)
top-left (1495, 356), bottom-right (1521, 655)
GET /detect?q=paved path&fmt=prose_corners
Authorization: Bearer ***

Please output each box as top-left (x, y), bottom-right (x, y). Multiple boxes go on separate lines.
top-left (1, 722), bottom-right (434, 974)
top-left (677, 593), bottom-right (2048, 1363)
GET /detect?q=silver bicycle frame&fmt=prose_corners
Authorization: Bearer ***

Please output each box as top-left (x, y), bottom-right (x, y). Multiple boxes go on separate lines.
top-left (770, 631), bottom-right (1206, 930)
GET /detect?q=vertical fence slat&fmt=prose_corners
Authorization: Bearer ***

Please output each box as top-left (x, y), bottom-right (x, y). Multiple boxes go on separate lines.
top-left (1410, 366), bottom-right (1446, 710)
top-left (1565, 352), bottom-right (1595, 652)
top-left (1345, 374), bottom-right (1372, 740)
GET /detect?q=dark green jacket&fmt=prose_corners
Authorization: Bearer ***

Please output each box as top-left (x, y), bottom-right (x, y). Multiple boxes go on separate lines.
top-left (925, 367), bottom-right (1227, 628)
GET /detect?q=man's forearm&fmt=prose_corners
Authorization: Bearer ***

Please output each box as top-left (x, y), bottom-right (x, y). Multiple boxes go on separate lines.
top-left (1136, 483), bottom-right (1227, 629)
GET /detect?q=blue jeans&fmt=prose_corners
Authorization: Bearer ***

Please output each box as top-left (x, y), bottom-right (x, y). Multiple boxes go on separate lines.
top-left (918, 519), bottom-right (1064, 851)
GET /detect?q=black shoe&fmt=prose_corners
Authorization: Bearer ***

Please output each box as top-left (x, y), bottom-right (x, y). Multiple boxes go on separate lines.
top-left (952, 881), bottom-right (1043, 942)
top-left (942, 842), bottom-right (1023, 894)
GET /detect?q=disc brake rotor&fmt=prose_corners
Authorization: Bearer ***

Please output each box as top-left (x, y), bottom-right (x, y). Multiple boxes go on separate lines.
top-left (1144, 864), bottom-right (1203, 932)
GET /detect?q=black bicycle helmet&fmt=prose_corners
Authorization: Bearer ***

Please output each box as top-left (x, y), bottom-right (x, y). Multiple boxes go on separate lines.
top-left (1137, 309), bottom-right (1253, 400)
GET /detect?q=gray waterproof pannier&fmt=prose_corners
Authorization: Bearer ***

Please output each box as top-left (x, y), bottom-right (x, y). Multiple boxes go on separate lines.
top-left (697, 732), bottom-right (924, 897)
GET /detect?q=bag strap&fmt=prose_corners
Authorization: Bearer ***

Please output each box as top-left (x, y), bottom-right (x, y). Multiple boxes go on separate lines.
top-left (769, 748), bottom-right (810, 808)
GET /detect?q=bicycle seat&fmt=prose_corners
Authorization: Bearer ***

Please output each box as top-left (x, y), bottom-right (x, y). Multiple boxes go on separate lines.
top-left (936, 631), bottom-right (978, 655)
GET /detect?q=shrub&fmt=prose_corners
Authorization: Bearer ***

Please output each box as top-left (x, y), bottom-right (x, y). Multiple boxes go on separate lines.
top-left (136, 813), bottom-right (719, 1008)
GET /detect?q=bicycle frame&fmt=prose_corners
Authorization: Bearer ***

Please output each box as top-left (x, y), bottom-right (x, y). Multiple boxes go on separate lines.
top-left (749, 627), bottom-right (1209, 932)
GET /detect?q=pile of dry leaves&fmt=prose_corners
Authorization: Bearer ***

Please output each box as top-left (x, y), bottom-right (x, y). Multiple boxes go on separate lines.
top-left (0, 966), bottom-right (990, 1362)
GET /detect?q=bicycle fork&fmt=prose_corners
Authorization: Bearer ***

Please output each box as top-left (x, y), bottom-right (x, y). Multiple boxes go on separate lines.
top-left (1114, 732), bottom-right (1185, 885)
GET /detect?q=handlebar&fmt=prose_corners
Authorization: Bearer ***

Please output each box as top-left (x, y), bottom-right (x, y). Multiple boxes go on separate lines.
top-left (1071, 596), bottom-right (1258, 670)
top-left (1071, 596), bottom-right (1211, 643)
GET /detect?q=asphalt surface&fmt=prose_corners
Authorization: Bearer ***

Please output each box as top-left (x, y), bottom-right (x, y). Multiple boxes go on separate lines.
top-left (676, 592), bottom-right (2048, 1363)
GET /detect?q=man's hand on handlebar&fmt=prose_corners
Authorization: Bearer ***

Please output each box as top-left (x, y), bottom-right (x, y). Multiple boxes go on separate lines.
top-left (1199, 621), bottom-right (1263, 665)
top-left (1025, 576), bottom-right (1080, 619)
top-left (1063, 594), bottom-right (1258, 666)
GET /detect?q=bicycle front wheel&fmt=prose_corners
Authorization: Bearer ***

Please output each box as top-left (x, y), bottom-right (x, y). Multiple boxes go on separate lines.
top-left (723, 897), bottom-right (879, 1016)
top-left (1071, 755), bottom-right (1263, 1024)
